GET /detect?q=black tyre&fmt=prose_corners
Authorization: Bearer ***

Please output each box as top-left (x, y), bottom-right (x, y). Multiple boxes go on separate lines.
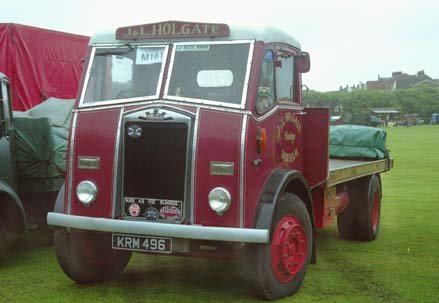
top-left (337, 174), bottom-right (382, 241)
top-left (54, 230), bottom-right (132, 283)
top-left (247, 193), bottom-right (313, 300)
top-left (0, 219), bottom-right (6, 260)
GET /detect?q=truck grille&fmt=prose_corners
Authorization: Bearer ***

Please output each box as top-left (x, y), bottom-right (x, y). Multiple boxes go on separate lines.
top-left (122, 121), bottom-right (188, 222)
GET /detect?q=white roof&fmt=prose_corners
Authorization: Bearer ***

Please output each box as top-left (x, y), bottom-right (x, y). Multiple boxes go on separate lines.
top-left (90, 25), bottom-right (301, 49)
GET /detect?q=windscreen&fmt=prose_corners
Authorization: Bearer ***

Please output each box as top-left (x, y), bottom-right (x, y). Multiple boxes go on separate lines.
top-left (166, 43), bottom-right (251, 105)
top-left (83, 46), bottom-right (166, 104)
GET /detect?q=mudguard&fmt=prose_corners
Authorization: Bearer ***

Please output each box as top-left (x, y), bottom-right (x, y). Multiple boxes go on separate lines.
top-left (53, 183), bottom-right (65, 213)
top-left (0, 180), bottom-right (28, 233)
top-left (254, 169), bottom-right (317, 263)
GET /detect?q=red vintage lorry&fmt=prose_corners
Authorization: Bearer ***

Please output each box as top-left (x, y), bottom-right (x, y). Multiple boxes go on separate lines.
top-left (47, 21), bottom-right (392, 300)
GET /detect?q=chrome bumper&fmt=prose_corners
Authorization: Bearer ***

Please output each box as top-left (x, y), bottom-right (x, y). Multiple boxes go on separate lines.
top-left (47, 212), bottom-right (269, 243)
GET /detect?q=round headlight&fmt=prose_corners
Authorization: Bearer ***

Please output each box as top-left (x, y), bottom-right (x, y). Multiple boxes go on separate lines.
top-left (76, 181), bottom-right (97, 207)
top-left (208, 187), bottom-right (231, 215)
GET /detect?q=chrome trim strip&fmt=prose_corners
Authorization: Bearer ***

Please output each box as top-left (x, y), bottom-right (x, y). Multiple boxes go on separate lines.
top-left (191, 107), bottom-right (200, 223)
top-left (78, 47), bottom-right (96, 107)
top-left (239, 114), bottom-right (248, 228)
top-left (47, 212), bottom-right (269, 243)
top-left (73, 102), bottom-right (303, 123)
top-left (241, 41), bottom-right (254, 108)
top-left (66, 112), bottom-right (78, 214)
top-left (111, 107), bottom-right (124, 218)
top-left (123, 103), bottom-right (195, 117)
top-left (163, 40), bottom-right (255, 110)
top-left (79, 45), bottom-right (169, 108)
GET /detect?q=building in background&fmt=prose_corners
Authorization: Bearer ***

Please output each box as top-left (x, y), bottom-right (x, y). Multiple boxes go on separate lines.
top-left (366, 70), bottom-right (439, 91)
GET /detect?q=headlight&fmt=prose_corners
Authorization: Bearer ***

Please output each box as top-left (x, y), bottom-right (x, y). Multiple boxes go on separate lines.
top-left (208, 187), bottom-right (231, 215)
top-left (76, 181), bottom-right (97, 207)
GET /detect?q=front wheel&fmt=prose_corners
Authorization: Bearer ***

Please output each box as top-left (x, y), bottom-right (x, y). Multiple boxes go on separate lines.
top-left (54, 230), bottom-right (132, 283)
top-left (247, 193), bottom-right (313, 300)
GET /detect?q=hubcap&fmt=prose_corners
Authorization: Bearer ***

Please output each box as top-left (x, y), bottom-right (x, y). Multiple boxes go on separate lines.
top-left (372, 191), bottom-right (380, 232)
top-left (271, 215), bottom-right (308, 283)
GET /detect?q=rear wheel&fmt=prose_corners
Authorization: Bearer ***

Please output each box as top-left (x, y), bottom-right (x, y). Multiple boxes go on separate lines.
top-left (0, 219), bottom-right (6, 260)
top-left (246, 193), bottom-right (313, 300)
top-left (337, 174), bottom-right (382, 241)
top-left (54, 230), bottom-right (132, 283)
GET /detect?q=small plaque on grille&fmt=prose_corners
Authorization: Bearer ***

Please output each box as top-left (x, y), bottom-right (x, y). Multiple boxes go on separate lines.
top-left (124, 197), bottom-right (183, 222)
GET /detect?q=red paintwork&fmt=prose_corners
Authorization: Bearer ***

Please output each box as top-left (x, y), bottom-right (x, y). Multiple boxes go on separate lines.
top-left (69, 109), bottom-right (121, 218)
top-left (271, 214), bottom-right (307, 283)
top-left (195, 109), bottom-right (242, 227)
top-left (311, 188), bottom-right (325, 228)
top-left (303, 108), bottom-right (329, 187)
top-left (245, 115), bottom-right (277, 227)
top-left (372, 190), bottom-right (380, 232)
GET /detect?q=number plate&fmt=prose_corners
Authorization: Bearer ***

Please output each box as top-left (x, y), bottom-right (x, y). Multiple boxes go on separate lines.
top-left (112, 234), bottom-right (172, 254)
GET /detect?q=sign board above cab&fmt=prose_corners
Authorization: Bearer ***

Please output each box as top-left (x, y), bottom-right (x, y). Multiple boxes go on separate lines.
top-left (116, 21), bottom-right (230, 40)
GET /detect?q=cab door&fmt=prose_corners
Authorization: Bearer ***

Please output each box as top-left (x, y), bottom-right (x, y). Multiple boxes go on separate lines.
top-left (275, 47), bottom-right (304, 171)
top-left (0, 79), bottom-right (17, 190)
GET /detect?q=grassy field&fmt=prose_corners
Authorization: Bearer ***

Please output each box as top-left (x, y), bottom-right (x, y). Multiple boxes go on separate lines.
top-left (1, 125), bottom-right (438, 303)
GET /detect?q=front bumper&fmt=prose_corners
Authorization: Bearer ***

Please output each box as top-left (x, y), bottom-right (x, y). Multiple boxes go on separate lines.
top-left (47, 212), bottom-right (269, 243)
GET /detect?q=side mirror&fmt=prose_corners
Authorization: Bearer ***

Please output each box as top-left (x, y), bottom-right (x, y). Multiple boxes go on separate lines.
top-left (295, 52), bottom-right (310, 73)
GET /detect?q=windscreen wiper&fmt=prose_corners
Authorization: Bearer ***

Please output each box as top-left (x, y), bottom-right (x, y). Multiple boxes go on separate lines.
top-left (95, 43), bottom-right (135, 56)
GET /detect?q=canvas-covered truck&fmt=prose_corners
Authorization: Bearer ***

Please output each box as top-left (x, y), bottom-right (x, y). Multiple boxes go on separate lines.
top-left (0, 72), bottom-right (75, 259)
top-left (47, 21), bottom-right (393, 300)
top-left (0, 24), bottom-right (88, 259)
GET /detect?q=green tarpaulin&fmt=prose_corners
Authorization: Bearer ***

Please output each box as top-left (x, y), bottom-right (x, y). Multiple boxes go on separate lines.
top-left (13, 98), bottom-right (74, 193)
top-left (329, 125), bottom-right (388, 160)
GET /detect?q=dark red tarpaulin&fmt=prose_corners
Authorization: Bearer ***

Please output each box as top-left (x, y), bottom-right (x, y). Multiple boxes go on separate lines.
top-left (0, 23), bottom-right (89, 111)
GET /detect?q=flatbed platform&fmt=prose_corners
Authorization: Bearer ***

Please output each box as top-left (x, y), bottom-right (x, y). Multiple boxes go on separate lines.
top-left (327, 158), bottom-right (393, 187)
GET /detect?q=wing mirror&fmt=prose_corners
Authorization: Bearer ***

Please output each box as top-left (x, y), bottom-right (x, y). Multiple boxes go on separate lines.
top-left (295, 52), bottom-right (310, 73)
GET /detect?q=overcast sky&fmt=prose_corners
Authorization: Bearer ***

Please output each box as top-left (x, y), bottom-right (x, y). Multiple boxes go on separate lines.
top-left (2, 0), bottom-right (439, 91)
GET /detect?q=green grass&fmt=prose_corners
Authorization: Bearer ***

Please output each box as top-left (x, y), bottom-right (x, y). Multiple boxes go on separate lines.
top-left (1, 125), bottom-right (439, 303)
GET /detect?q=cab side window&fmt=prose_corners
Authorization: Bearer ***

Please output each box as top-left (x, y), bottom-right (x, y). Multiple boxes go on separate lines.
top-left (255, 50), bottom-right (276, 114)
top-left (275, 52), bottom-right (295, 102)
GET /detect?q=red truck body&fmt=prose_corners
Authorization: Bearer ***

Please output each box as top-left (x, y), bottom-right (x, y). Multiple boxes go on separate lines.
top-left (0, 23), bottom-right (89, 111)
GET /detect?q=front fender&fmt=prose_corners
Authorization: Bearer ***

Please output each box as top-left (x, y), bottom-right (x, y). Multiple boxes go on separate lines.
top-left (0, 180), bottom-right (28, 233)
top-left (253, 168), bottom-right (317, 263)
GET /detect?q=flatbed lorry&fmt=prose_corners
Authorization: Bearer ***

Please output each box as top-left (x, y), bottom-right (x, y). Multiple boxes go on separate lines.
top-left (47, 21), bottom-right (392, 300)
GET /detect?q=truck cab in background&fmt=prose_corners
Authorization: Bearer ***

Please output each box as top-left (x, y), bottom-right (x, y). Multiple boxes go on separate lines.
top-left (0, 72), bottom-right (28, 258)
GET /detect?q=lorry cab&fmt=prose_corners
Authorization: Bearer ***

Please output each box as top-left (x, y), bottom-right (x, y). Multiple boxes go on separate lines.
top-left (0, 72), bottom-right (16, 190)
top-left (48, 21), bottom-right (391, 300)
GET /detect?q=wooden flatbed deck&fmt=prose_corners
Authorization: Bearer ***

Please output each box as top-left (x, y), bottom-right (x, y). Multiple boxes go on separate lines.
top-left (327, 158), bottom-right (393, 187)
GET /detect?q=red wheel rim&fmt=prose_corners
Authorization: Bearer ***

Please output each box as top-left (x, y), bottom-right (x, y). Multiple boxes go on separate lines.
top-left (271, 215), bottom-right (308, 283)
top-left (372, 191), bottom-right (380, 232)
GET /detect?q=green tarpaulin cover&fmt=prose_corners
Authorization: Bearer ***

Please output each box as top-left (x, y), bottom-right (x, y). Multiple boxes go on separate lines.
top-left (13, 98), bottom-right (74, 193)
top-left (329, 125), bottom-right (388, 160)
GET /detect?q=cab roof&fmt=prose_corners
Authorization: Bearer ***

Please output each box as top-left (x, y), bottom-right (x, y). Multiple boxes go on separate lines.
top-left (90, 24), bottom-right (301, 49)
